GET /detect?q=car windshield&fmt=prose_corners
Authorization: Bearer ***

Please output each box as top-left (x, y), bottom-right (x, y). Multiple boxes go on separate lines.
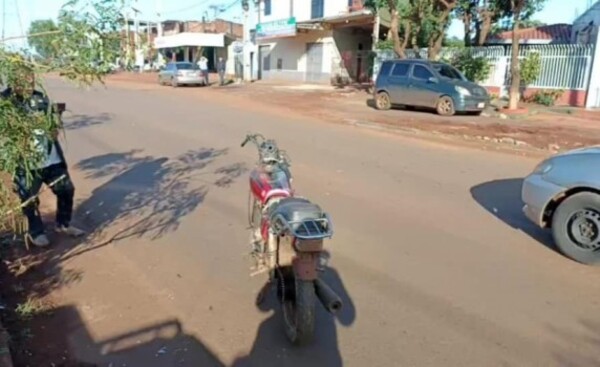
top-left (433, 64), bottom-right (464, 81)
top-left (176, 63), bottom-right (198, 70)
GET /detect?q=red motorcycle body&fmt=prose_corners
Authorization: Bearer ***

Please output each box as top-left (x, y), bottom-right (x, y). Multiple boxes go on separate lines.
top-left (249, 166), bottom-right (293, 205)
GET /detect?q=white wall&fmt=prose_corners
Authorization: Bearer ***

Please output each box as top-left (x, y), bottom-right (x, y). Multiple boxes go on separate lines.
top-left (259, 30), bottom-right (335, 81)
top-left (261, 0), bottom-right (352, 23)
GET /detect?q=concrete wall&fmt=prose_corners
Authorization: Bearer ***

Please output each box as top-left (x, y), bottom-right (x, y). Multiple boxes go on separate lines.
top-left (259, 30), bottom-right (335, 82)
top-left (261, 0), bottom-right (357, 23)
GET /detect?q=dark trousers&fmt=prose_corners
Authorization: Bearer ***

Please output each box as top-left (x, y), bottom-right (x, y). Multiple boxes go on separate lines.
top-left (219, 70), bottom-right (225, 86)
top-left (13, 164), bottom-right (75, 236)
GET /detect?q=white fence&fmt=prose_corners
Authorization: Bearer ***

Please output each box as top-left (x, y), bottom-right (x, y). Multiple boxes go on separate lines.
top-left (374, 44), bottom-right (595, 97)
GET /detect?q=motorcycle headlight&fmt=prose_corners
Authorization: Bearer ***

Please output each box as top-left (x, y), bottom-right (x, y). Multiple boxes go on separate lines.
top-left (455, 86), bottom-right (471, 96)
top-left (532, 160), bottom-right (553, 175)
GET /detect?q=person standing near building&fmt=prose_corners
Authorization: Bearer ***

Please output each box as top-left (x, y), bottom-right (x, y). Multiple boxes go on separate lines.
top-left (197, 56), bottom-right (209, 86)
top-left (217, 57), bottom-right (226, 86)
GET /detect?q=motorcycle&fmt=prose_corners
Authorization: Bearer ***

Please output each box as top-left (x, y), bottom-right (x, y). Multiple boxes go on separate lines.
top-left (241, 133), bottom-right (343, 345)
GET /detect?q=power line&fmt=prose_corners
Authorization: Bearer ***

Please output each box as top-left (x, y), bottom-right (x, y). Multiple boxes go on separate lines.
top-left (162, 0), bottom-right (213, 15)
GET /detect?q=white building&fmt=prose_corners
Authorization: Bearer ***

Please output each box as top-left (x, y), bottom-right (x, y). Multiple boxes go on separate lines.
top-left (254, 0), bottom-right (377, 84)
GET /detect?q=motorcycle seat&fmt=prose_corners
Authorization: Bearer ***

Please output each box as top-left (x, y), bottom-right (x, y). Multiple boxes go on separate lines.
top-left (268, 197), bottom-right (324, 224)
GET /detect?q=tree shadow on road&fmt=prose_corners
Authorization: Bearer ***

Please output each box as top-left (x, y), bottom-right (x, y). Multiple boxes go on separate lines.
top-left (232, 262), bottom-right (356, 367)
top-left (62, 113), bottom-right (113, 131)
top-left (60, 147), bottom-right (246, 258)
top-left (470, 178), bottom-right (554, 249)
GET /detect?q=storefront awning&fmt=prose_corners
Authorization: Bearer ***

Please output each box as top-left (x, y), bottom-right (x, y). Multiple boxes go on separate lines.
top-left (154, 32), bottom-right (225, 49)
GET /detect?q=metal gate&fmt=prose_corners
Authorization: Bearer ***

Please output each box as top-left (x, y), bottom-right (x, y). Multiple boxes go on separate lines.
top-left (306, 43), bottom-right (324, 82)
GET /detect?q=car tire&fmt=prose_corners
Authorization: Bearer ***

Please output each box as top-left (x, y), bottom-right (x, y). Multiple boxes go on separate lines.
top-left (375, 91), bottom-right (391, 110)
top-left (436, 96), bottom-right (455, 116)
top-left (552, 192), bottom-right (600, 265)
top-left (171, 78), bottom-right (179, 88)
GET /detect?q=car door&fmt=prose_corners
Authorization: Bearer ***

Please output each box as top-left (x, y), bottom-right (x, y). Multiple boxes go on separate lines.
top-left (386, 62), bottom-right (411, 105)
top-left (409, 64), bottom-right (440, 108)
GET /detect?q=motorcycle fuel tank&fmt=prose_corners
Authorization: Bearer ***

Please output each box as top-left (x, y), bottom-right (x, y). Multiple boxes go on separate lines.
top-left (249, 166), bottom-right (292, 204)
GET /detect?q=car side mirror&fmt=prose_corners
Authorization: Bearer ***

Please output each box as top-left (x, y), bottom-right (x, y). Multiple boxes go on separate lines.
top-left (428, 77), bottom-right (438, 84)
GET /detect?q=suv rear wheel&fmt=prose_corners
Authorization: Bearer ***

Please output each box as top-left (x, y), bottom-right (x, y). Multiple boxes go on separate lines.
top-left (375, 91), bottom-right (391, 110)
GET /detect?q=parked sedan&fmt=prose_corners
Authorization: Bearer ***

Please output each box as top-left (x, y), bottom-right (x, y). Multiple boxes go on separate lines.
top-left (158, 62), bottom-right (204, 87)
top-left (374, 59), bottom-right (489, 116)
top-left (522, 146), bottom-right (600, 265)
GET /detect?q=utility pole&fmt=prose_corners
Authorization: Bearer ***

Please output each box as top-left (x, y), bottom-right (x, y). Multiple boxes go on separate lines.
top-left (1, 0), bottom-right (6, 41)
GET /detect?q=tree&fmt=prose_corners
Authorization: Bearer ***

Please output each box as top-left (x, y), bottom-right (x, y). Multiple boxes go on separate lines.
top-left (427, 0), bottom-right (457, 60)
top-left (494, 0), bottom-right (547, 109)
top-left (1, 0), bottom-right (124, 235)
top-left (366, 0), bottom-right (411, 58)
top-left (455, 0), bottom-right (503, 46)
top-left (27, 20), bottom-right (60, 60)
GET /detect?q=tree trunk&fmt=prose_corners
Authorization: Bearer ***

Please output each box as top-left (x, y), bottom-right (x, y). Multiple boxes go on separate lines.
top-left (428, 33), bottom-right (444, 60)
top-left (476, 13), bottom-right (492, 46)
top-left (463, 14), bottom-right (472, 47)
top-left (389, 7), bottom-right (406, 58)
top-left (508, 14), bottom-right (521, 110)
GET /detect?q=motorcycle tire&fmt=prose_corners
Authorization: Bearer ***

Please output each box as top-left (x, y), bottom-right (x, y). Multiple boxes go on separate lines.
top-left (283, 278), bottom-right (316, 346)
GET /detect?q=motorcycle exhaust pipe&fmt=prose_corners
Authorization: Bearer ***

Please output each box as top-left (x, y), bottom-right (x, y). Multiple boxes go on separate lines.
top-left (314, 278), bottom-right (343, 314)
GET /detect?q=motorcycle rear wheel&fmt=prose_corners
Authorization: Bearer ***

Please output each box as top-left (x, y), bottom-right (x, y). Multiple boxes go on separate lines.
top-left (282, 277), bottom-right (316, 346)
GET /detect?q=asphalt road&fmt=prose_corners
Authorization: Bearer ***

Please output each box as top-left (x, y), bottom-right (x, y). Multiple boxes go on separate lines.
top-left (42, 78), bottom-right (600, 367)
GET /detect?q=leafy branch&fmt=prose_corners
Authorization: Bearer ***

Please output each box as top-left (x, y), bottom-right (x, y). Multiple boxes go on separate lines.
top-left (0, 0), bottom-right (126, 235)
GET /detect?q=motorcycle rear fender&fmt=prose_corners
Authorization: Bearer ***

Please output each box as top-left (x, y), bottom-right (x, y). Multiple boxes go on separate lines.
top-left (293, 253), bottom-right (319, 281)
top-left (294, 238), bottom-right (324, 252)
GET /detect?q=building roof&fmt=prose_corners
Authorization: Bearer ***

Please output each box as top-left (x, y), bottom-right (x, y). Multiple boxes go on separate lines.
top-left (487, 23), bottom-right (573, 44)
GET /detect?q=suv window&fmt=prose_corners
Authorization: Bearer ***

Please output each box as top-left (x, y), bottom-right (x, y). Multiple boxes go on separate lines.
top-left (379, 62), bottom-right (393, 77)
top-left (391, 63), bottom-right (409, 77)
top-left (433, 64), bottom-right (464, 81)
top-left (412, 65), bottom-right (434, 80)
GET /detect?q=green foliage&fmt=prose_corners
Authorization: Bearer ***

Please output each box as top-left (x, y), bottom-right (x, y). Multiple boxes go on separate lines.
top-left (0, 0), bottom-right (125, 234)
top-left (520, 51), bottom-right (542, 86)
top-left (526, 89), bottom-right (564, 106)
top-left (27, 20), bottom-right (60, 60)
top-left (443, 36), bottom-right (465, 48)
top-left (449, 50), bottom-right (491, 82)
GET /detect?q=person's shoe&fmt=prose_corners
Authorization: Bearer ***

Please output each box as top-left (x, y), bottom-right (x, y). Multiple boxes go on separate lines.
top-left (55, 225), bottom-right (85, 237)
top-left (27, 234), bottom-right (50, 248)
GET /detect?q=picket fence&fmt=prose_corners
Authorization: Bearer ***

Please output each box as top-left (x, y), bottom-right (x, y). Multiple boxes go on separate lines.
top-left (374, 44), bottom-right (594, 94)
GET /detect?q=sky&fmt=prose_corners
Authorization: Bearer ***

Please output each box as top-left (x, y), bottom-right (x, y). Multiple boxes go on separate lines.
top-left (1, 0), bottom-right (595, 48)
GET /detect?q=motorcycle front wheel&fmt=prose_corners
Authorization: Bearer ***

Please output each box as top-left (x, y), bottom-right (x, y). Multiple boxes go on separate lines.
top-left (282, 276), bottom-right (316, 346)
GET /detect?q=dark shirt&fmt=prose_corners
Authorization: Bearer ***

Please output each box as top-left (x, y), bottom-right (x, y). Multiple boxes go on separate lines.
top-left (0, 87), bottom-right (68, 171)
top-left (217, 60), bottom-right (226, 72)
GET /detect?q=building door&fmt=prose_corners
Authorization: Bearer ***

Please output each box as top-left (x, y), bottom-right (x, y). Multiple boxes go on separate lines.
top-left (306, 43), bottom-right (324, 82)
top-left (259, 45), bottom-right (271, 80)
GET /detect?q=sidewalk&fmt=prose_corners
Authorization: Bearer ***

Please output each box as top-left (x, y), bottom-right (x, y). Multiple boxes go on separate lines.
top-left (105, 72), bottom-right (600, 154)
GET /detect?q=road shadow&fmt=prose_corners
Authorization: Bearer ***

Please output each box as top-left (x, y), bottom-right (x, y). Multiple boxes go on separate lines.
top-left (7, 303), bottom-right (225, 366)
top-left (547, 318), bottom-right (600, 366)
top-left (232, 262), bottom-right (355, 367)
top-left (470, 178), bottom-right (554, 249)
top-left (62, 113), bottom-right (113, 131)
top-left (64, 148), bottom-right (246, 256)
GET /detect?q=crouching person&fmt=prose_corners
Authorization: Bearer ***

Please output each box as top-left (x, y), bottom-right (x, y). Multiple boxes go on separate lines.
top-left (1, 66), bottom-right (84, 247)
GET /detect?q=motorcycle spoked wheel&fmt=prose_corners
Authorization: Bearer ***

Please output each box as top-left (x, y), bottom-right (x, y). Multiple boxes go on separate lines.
top-left (277, 267), bottom-right (316, 346)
